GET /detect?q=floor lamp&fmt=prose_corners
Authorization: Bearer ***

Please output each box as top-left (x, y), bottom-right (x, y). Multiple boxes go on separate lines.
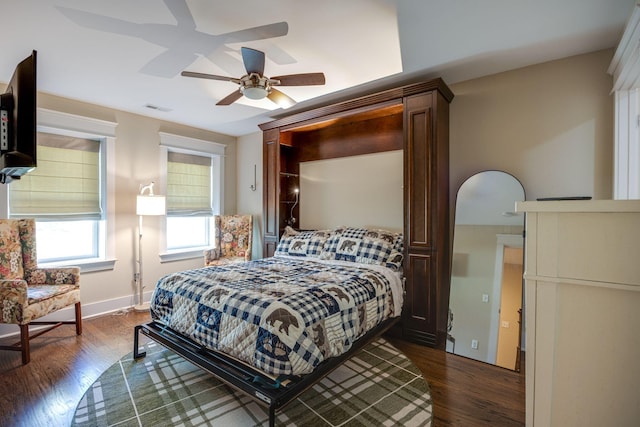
top-left (135, 182), bottom-right (166, 312)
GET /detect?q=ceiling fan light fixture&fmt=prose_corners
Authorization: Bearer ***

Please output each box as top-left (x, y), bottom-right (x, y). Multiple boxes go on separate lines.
top-left (182, 47), bottom-right (325, 107)
top-left (240, 73), bottom-right (270, 100)
top-left (242, 86), bottom-right (268, 100)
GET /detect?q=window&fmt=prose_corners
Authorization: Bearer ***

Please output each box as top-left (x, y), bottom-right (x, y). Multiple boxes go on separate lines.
top-left (159, 132), bottom-right (225, 261)
top-left (1, 108), bottom-right (117, 272)
top-left (609, 7), bottom-right (640, 199)
top-left (166, 152), bottom-right (213, 250)
top-left (10, 132), bottom-right (102, 262)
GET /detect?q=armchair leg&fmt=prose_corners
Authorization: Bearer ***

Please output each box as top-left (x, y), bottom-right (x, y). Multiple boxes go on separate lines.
top-left (1, 304), bottom-right (82, 364)
top-left (75, 302), bottom-right (83, 335)
top-left (20, 324), bottom-right (30, 365)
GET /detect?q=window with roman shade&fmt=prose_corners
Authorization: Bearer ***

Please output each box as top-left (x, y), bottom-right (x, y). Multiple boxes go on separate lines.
top-left (9, 132), bottom-right (102, 219)
top-left (166, 151), bottom-right (213, 217)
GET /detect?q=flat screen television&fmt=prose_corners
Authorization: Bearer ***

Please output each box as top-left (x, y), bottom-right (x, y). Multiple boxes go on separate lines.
top-left (0, 50), bottom-right (37, 183)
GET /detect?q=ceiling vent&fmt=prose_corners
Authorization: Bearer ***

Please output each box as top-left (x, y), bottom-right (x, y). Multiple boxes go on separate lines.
top-left (144, 104), bottom-right (172, 112)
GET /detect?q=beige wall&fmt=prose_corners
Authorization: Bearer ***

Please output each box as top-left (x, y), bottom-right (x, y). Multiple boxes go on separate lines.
top-left (0, 89), bottom-right (238, 328)
top-left (236, 132), bottom-right (263, 260)
top-left (450, 48), bottom-right (614, 202)
top-left (239, 49), bottom-right (615, 260)
top-left (0, 47), bottom-right (615, 327)
top-left (299, 150), bottom-right (403, 233)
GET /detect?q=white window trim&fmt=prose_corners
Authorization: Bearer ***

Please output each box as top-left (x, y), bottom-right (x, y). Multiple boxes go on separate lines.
top-left (0, 108), bottom-right (117, 272)
top-left (158, 132), bottom-right (225, 262)
top-left (609, 2), bottom-right (640, 199)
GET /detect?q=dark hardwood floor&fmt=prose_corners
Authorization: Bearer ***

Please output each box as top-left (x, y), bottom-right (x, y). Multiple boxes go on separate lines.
top-left (0, 311), bottom-right (524, 426)
top-left (388, 338), bottom-right (525, 426)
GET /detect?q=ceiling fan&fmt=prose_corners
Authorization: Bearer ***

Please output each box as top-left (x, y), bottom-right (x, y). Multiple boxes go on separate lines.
top-left (181, 47), bottom-right (325, 108)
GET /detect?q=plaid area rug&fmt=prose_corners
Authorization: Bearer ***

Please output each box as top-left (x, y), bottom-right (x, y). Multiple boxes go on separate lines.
top-left (72, 338), bottom-right (432, 426)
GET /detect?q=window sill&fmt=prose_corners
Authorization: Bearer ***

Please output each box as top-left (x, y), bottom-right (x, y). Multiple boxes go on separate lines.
top-left (160, 249), bottom-right (208, 263)
top-left (39, 258), bottom-right (117, 273)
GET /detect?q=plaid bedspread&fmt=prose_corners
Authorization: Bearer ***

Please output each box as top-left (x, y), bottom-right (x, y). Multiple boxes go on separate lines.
top-left (150, 256), bottom-right (403, 376)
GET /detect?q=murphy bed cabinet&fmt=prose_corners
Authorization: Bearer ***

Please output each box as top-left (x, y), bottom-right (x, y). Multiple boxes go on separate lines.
top-left (259, 79), bottom-right (454, 348)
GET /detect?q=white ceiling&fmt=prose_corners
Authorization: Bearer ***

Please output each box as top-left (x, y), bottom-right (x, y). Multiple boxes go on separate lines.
top-left (0, 0), bottom-right (635, 137)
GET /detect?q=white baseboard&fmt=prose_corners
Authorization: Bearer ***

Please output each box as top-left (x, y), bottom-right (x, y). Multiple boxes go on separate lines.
top-left (0, 290), bottom-right (153, 340)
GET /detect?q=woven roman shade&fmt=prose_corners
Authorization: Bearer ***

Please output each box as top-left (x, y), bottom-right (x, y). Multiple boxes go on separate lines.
top-left (9, 132), bottom-right (101, 219)
top-left (167, 151), bottom-right (212, 216)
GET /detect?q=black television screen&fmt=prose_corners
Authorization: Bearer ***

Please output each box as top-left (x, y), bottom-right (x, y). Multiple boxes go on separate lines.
top-left (0, 50), bottom-right (37, 183)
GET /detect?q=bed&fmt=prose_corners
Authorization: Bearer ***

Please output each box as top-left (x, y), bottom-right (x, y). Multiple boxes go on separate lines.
top-left (134, 226), bottom-right (404, 426)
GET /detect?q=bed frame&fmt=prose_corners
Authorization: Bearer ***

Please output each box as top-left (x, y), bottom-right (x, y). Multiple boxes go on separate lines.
top-left (134, 316), bottom-right (399, 427)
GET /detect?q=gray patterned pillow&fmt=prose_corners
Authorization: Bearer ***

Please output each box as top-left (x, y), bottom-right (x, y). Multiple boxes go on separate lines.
top-left (320, 226), bottom-right (404, 271)
top-left (274, 227), bottom-right (333, 258)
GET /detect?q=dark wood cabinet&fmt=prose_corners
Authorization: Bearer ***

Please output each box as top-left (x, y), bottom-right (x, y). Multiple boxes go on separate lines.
top-left (259, 79), bottom-right (453, 348)
top-left (262, 129), bottom-right (279, 257)
top-left (403, 90), bottom-right (451, 347)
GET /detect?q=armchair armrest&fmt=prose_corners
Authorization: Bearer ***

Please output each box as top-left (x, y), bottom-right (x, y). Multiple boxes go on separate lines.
top-left (204, 248), bottom-right (220, 265)
top-left (27, 267), bottom-right (80, 286)
top-left (0, 279), bottom-right (28, 323)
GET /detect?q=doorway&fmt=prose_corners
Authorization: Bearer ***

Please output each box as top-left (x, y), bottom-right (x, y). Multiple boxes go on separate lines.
top-left (495, 246), bottom-right (523, 370)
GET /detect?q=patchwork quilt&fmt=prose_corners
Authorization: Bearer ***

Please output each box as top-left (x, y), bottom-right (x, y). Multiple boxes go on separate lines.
top-left (150, 256), bottom-right (403, 377)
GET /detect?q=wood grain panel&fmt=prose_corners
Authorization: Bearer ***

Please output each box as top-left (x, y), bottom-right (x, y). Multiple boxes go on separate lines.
top-left (258, 78), bottom-right (452, 132)
top-left (263, 131), bottom-right (279, 240)
top-left (293, 113), bottom-right (403, 162)
top-left (403, 253), bottom-right (437, 346)
top-left (405, 94), bottom-right (433, 249)
top-left (264, 240), bottom-right (277, 258)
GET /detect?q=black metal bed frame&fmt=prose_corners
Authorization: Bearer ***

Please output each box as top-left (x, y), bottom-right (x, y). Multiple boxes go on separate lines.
top-left (134, 317), bottom-right (399, 427)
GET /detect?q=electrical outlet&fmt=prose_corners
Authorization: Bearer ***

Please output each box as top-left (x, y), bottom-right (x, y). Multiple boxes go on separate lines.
top-left (482, 293), bottom-right (489, 303)
top-left (471, 339), bottom-right (479, 349)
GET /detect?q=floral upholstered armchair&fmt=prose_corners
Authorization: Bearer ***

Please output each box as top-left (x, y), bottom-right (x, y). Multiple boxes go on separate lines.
top-left (204, 214), bottom-right (253, 266)
top-left (0, 219), bottom-right (81, 364)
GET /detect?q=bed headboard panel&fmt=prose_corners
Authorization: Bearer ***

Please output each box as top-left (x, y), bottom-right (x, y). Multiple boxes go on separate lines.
top-left (299, 150), bottom-right (403, 232)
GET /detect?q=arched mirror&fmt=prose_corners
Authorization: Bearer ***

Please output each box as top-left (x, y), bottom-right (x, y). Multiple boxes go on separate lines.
top-left (447, 171), bottom-right (525, 371)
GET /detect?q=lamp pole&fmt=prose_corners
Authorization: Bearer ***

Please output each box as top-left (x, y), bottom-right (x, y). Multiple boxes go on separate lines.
top-left (134, 182), bottom-right (165, 312)
top-left (135, 214), bottom-right (146, 311)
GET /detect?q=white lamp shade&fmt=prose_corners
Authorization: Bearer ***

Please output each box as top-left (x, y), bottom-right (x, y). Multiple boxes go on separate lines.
top-left (137, 195), bottom-right (166, 216)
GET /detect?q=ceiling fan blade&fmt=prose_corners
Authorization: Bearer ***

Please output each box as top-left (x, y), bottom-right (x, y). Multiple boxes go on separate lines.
top-left (267, 88), bottom-right (296, 109)
top-left (181, 71), bottom-right (241, 84)
top-left (217, 90), bottom-right (243, 106)
top-left (271, 72), bottom-right (326, 86)
top-left (241, 47), bottom-right (265, 75)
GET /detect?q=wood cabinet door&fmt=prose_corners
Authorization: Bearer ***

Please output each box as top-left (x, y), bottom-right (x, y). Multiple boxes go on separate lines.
top-left (404, 92), bottom-right (434, 252)
top-left (403, 253), bottom-right (438, 346)
top-left (403, 91), bottom-right (440, 346)
top-left (263, 129), bottom-right (279, 254)
top-left (264, 240), bottom-right (277, 258)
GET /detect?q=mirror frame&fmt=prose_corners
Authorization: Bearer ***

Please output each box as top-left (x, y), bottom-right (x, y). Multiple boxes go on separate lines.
top-left (447, 170), bottom-right (525, 370)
